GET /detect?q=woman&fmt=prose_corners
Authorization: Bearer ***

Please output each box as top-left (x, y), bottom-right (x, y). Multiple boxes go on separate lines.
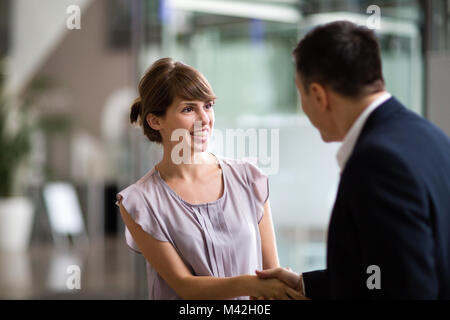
top-left (116, 58), bottom-right (301, 300)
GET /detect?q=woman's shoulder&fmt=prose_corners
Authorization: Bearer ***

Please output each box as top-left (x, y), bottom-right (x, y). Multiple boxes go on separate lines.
top-left (219, 156), bottom-right (260, 170)
top-left (218, 156), bottom-right (266, 183)
top-left (118, 168), bottom-right (160, 199)
top-left (218, 156), bottom-right (269, 206)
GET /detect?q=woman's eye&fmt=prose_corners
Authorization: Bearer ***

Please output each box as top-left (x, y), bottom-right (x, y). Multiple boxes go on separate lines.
top-left (204, 103), bottom-right (213, 109)
top-left (182, 107), bottom-right (193, 113)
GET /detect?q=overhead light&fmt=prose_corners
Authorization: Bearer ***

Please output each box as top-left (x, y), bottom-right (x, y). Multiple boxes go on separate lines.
top-left (168, 0), bottom-right (301, 23)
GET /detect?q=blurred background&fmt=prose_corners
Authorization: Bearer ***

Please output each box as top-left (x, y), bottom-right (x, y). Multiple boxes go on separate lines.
top-left (0, 0), bottom-right (449, 299)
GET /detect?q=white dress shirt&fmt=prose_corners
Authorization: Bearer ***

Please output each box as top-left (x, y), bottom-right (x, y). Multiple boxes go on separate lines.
top-left (336, 92), bottom-right (392, 173)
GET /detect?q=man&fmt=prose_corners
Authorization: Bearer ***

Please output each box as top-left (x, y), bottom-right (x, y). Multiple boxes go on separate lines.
top-left (257, 20), bottom-right (450, 299)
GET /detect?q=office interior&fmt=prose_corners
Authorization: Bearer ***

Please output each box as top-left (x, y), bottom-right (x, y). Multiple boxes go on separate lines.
top-left (0, 0), bottom-right (449, 299)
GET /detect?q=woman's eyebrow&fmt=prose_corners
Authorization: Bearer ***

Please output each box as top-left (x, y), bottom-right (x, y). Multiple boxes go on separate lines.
top-left (179, 100), bottom-right (213, 108)
top-left (180, 101), bottom-right (199, 106)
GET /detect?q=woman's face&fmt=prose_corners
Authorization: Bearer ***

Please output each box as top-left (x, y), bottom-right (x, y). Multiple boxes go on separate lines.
top-left (158, 96), bottom-right (215, 154)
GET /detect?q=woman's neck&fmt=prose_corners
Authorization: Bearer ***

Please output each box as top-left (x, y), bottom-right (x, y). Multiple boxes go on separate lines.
top-left (157, 149), bottom-right (217, 181)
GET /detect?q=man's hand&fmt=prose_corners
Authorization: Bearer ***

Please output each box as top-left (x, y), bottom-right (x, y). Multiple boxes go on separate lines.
top-left (255, 267), bottom-right (309, 300)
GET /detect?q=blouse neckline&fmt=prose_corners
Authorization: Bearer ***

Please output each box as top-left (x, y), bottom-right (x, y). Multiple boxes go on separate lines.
top-left (153, 153), bottom-right (227, 207)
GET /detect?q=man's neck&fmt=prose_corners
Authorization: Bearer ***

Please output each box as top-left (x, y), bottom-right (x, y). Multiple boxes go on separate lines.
top-left (339, 90), bottom-right (388, 140)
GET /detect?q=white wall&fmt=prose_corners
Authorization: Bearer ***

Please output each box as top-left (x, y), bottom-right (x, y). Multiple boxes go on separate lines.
top-left (6, 0), bottom-right (91, 95)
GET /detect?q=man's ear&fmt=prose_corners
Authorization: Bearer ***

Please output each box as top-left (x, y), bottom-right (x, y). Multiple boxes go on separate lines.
top-left (146, 113), bottom-right (162, 131)
top-left (309, 83), bottom-right (329, 112)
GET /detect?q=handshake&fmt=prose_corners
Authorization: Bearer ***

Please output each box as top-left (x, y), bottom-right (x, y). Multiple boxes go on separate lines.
top-left (252, 267), bottom-right (310, 300)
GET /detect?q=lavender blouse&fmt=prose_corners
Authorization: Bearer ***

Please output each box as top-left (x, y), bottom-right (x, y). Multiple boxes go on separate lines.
top-left (117, 156), bottom-right (269, 300)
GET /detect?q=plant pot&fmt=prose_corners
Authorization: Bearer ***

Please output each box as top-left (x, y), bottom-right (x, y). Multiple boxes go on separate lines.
top-left (0, 197), bottom-right (34, 252)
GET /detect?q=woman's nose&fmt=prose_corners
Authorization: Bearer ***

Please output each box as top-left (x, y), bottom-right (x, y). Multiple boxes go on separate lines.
top-left (197, 109), bottom-right (210, 125)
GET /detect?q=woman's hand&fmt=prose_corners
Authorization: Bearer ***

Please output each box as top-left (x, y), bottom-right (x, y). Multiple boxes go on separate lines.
top-left (250, 276), bottom-right (304, 300)
top-left (254, 267), bottom-right (309, 300)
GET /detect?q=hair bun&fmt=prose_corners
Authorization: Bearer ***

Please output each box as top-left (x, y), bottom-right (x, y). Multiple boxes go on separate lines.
top-left (130, 97), bottom-right (142, 125)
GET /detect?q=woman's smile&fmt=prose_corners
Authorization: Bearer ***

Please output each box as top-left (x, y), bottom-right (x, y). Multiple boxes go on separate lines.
top-left (190, 129), bottom-right (209, 143)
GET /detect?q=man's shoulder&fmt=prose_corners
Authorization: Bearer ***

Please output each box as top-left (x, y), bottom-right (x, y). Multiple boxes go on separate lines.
top-left (344, 106), bottom-right (450, 186)
top-left (354, 99), bottom-right (450, 165)
top-left (362, 97), bottom-right (449, 145)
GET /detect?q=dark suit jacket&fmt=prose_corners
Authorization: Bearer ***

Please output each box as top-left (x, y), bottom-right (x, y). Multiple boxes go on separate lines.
top-left (302, 97), bottom-right (450, 299)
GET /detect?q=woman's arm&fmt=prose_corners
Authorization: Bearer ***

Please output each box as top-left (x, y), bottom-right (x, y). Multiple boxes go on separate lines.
top-left (259, 199), bottom-right (280, 269)
top-left (118, 201), bottom-right (300, 300)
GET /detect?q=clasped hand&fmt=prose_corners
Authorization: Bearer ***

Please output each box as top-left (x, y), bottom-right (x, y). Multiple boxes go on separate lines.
top-left (251, 267), bottom-right (309, 300)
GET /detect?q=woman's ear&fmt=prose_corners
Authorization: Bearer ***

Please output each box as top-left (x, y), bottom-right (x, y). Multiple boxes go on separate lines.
top-left (146, 113), bottom-right (162, 131)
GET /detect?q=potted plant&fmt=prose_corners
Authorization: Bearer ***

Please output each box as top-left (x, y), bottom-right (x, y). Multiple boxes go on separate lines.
top-left (0, 61), bottom-right (35, 252)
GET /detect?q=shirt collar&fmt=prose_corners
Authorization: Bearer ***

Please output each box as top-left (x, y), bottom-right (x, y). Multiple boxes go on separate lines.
top-left (336, 92), bottom-right (392, 173)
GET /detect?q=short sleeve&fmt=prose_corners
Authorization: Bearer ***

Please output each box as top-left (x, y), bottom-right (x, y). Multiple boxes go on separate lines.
top-left (244, 160), bottom-right (269, 223)
top-left (116, 184), bottom-right (169, 253)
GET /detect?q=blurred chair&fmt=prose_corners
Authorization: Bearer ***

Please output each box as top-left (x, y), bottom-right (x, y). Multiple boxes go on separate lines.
top-left (42, 182), bottom-right (89, 250)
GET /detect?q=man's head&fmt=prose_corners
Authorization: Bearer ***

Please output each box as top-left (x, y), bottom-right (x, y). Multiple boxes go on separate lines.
top-left (293, 21), bottom-right (385, 142)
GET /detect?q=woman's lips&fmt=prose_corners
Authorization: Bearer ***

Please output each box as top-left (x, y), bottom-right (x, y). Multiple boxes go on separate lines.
top-left (190, 130), bottom-right (209, 142)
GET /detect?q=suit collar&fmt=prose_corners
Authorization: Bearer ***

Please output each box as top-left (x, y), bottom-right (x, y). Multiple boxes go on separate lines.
top-left (337, 96), bottom-right (405, 176)
top-left (356, 96), bottom-right (404, 140)
top-left (336, 93), bottom-right (392, 172)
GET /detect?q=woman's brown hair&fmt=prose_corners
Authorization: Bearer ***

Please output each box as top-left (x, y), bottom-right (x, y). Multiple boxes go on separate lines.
top-left (130, 58), bottom-right (216, 143)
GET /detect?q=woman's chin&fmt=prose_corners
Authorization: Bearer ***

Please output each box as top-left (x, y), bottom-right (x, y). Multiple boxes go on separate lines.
top-left (191, 136), bottom-right (209, 151)
top-left (192, 143), bottom-right (208, 153)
